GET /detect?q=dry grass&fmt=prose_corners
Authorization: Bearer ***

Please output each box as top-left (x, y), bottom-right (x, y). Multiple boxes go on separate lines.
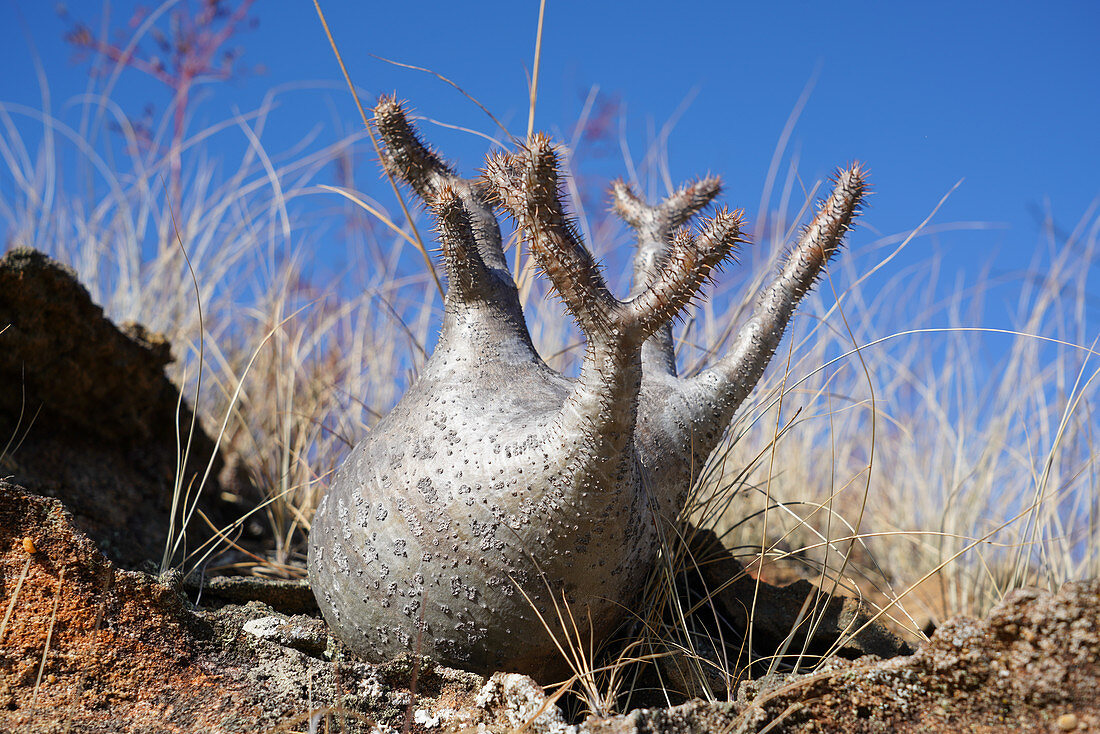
top-left (2, 13), bottom-right (1098, 719)
top-left (0, 74), bottom-right (440, 576)
top-left (689, 186), bottom-right (1100, 630)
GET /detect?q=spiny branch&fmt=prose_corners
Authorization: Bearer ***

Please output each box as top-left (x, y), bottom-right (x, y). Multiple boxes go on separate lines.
top-left (623, 209), bottom-right (744, 336)
top-left (690, 162), bottom-right (869, 419)
top-left (373, 95), bottom-right (457, 201)
top-left (783, 163), bottom-right (870, 297)
top-left (612, 176), bottom-right (723, 233)
top-left (485, 136), bottom-right (617, 337)
top-left (614, 176), bottom-right (727, 374)
top-left (488, 137), bottom-right (740, 347)
top-left (374, 96), bottom-right (517, 279)
top-left (434, 186), bottom-right (491, 302)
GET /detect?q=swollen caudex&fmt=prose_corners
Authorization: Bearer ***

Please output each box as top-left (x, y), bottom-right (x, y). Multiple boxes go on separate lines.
top-left (308, 95), bottom-right (867, 678)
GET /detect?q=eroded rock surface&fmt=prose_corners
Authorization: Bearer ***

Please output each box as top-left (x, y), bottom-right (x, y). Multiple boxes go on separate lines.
top-left (0, 481), bottom-right (232, 732)
top-left (731, 579), bottom-right (1100, 733)
top-left (0, 482), bottom-right (478, 733)
top-left (2, 480), bottom-right (1097, 733)
top-left (689, 526), bottom-right (912, 662)
top-left (0, 247), bottom-right (225, 568)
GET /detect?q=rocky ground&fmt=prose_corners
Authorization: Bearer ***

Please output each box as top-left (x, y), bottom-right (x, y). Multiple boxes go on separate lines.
top-left (2, 248), bottom-right (1098, 733)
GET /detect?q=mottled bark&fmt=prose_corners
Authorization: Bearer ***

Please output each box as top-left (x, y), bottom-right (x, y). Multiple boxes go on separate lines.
top-left (308, 97), bottom-right (867, 678)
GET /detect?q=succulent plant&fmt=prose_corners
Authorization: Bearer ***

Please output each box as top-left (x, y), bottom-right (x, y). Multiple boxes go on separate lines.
top-left (308, 96), bottom-right (868, 678)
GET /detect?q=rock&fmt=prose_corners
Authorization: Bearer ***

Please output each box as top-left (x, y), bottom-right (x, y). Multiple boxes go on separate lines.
top-left (733, 578), bottom-right (1100, 732)
top-left (0, 481), bottom-right (484, 733)
top-left (0, 247), bottom-right (227, 568)
top-left (0, 481), bottom-right (226, 732)
top-left (242, 613), bottom-right (328, 657)
top-left (466, 672), bottom-right (577, 734)
top-left (688, 526), bottom-right (912, 663)
top-left (184, 575), bottom-right (318, 615)
top-left (586, 700), bottom-right (741, 734)
top-left (2, 478), bottom-right (1099, 732)
top-left (0, 247), bottom-right (175, 444)
top-left (1057, 712), bottom-right (1079, 730)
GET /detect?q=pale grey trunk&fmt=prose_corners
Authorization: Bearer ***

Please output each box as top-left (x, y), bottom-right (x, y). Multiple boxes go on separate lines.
top-left (308, 96), bottom-right (868, 679)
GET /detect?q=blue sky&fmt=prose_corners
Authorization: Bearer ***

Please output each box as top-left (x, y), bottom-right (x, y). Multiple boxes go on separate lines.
top-left (2, 0), bottom-right (1098, 329)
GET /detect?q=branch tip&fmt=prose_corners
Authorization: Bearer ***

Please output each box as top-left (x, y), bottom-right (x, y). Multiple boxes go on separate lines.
top-left (372, 96), bottom-right (455, 199)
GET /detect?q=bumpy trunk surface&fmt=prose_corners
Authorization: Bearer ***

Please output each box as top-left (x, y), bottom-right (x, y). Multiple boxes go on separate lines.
top-left (308, 97), bottom-right (867, 678)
